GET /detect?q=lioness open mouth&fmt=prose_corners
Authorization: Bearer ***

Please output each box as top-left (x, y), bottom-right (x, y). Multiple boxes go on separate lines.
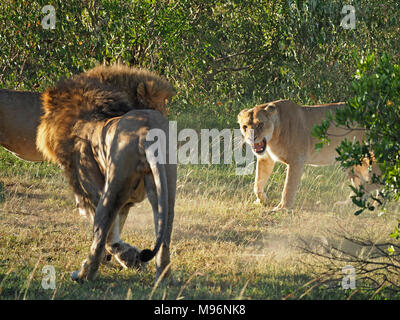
top-left (253, 138), bottom-right (267, 154)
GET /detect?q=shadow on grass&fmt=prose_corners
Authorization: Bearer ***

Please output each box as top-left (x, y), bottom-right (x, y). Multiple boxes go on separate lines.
top-left (0, 264), bottom-right (351, 300)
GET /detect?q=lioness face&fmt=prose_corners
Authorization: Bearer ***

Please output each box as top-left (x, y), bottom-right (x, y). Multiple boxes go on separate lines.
top-left (237, 103), bottom-right (277, 156)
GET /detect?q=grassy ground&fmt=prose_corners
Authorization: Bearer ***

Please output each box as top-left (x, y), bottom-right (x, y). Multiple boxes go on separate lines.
top-left (1, 146), bottom-right (400, 300)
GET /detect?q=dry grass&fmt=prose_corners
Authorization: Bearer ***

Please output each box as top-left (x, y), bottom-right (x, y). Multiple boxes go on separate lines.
top-left (1, 148), bottom-right (400, 300)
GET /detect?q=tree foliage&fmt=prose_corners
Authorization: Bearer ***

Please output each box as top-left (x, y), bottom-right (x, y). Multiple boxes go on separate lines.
top-left (0, 0), bottom-right (399, 127)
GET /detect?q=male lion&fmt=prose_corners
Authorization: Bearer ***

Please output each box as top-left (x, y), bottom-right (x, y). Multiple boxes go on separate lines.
top-left (1, 65), bottom-right (175, 214)
top-left (36, 67), bottom-right (176, 282)
top-left (237, 99), bottom-right (376, 211)
top-left (0, 65), bottom-right (173, 161)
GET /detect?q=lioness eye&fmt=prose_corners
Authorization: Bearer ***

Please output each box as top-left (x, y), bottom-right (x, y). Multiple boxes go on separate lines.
top-left (243, 125), bottom-right (247, 131)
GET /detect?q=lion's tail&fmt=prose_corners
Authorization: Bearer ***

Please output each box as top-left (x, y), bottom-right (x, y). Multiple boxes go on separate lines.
top-left (139, 147), bottom-right (169, 263)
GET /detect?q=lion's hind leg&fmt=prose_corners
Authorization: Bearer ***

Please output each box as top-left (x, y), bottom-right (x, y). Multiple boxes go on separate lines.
top-left (71, 138), bottom-right (152, 282)
top-left (105, 205), bottom-right (145, 270)
top-left (71, 173), bottom-right (141, 282)
top-left (71, 196), bottom-right (118, 282)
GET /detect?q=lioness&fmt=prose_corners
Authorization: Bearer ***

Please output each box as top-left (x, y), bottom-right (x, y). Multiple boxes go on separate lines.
top-left (37, 67), bottom-right (176, 282)
top-left (0, 89), bottom-right (43, 161)
top-left (336, 155), bottom-right (382, 207)
top-left (237, 99), bottom-right (369, 211)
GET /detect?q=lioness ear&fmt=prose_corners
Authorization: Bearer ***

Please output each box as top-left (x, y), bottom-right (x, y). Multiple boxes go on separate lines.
top-left (264, 103), bottom-right (277, 114)
top-left (237, 109), bottom-right (249, 122)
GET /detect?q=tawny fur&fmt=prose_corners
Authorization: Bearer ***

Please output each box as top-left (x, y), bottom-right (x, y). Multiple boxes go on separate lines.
top-left (0, 89), bottom-right (43, 161)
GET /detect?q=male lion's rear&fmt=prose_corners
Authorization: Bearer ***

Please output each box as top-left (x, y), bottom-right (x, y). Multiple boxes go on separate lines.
top-left (36, 65), bottom-right (176, 282)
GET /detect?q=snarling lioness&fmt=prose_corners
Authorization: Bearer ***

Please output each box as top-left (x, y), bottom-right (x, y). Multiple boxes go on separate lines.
top-left (237, 99), bottom-right (374, 211)
top-left (36, 65), bottom-right (176, 282)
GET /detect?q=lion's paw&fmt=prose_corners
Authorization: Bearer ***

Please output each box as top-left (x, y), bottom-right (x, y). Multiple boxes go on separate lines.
top-left (70, 258), bottom-right (99, 282)
top-left (115, 246), bottom-right (145, 270)
top-left (70, 270), bottom-right (84, 283)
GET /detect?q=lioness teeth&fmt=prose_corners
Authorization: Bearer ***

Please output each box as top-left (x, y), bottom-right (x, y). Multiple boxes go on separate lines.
top-left (254, 139), bottom-right (266, 152)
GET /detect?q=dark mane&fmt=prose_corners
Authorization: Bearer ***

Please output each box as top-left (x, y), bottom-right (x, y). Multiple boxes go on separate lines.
top-left (79, 64), bottom-right (175, 112)
top-left (37, 65), bottom-right (174, 165)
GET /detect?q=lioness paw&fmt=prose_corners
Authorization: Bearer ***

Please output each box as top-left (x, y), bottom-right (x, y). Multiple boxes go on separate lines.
top-left (254, 192), bottom-right (267, 205)
top-left (271, 202), bottom-right (286, 212)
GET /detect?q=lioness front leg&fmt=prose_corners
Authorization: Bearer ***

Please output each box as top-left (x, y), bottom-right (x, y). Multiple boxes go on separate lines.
top-left (254, 154), bottom-right (275, 205)
top-left (274, 161), bottom-right (305, 211)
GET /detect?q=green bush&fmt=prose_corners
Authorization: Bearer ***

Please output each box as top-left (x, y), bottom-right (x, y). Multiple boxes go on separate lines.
top-left (313, 54), bottom-right (400, 215)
